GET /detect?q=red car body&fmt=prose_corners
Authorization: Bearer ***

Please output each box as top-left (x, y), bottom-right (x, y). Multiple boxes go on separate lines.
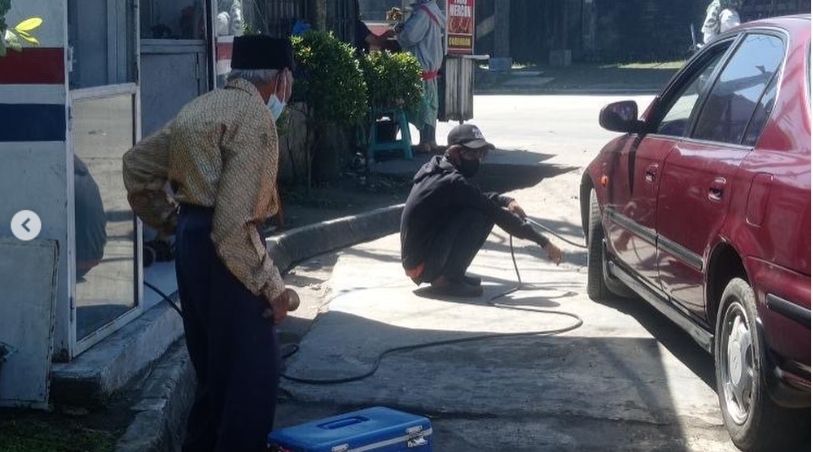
top-left (581, 15), bottom-right (810, 407)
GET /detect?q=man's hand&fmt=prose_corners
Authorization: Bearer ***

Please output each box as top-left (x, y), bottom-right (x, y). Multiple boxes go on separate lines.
top-left (544, 243), bottom-right (563, 266)
top-left (263, 289), bottom-right (298, 325)
top-left (507, 200), bottom-right (526, 218)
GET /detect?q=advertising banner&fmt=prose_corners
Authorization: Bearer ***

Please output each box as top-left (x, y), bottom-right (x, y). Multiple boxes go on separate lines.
top-left (446, 0), bottom-right (474, 55)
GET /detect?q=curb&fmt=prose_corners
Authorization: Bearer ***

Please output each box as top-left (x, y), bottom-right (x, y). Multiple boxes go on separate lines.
top-left (51, 301), bottom-right (184, 407)
top-left (268, 204), bottom-right (405, 273)
top-left (115, 341), bottom-right (194, 452)
top-left (114, 203), bottom-right (405, 451)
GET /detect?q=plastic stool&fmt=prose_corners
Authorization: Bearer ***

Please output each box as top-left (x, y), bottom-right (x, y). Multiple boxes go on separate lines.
top-left (367, 108), bottom-right (413, 162)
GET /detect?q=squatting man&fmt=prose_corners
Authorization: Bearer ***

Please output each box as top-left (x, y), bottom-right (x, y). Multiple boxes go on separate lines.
top-left (400, 124), bottom-right (564, 298)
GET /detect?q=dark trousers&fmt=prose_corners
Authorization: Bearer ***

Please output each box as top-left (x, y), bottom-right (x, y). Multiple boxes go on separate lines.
top-left (420, 208), bottom-right (494, 283)
top-left (175, 205), bottom-right (279, 452)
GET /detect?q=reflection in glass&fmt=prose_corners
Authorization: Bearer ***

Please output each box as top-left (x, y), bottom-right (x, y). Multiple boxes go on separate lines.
top-left (68, 0), bottom-right (137, 89)
top-left (694, 35), bottom-right (785, 144)
top-left (72, 94), bottom-right (137, 340)
top-left (140, 0), bottom-right (207, 39)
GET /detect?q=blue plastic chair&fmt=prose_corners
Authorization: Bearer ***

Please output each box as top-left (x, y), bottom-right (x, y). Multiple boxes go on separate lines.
top-left (367, 108), bottom-right (413, 162)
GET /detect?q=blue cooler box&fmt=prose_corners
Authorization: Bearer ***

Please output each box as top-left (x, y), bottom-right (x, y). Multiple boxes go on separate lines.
top-left (268, 407), bottom-right (432, 452)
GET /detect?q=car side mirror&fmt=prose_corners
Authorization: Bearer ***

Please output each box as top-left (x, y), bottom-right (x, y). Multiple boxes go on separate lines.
top-left (599, 101), bottom-right (644, 134)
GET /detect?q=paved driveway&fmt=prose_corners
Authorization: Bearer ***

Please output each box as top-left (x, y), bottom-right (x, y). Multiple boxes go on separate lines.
top-left (277, 95), bottom-right (738, 451)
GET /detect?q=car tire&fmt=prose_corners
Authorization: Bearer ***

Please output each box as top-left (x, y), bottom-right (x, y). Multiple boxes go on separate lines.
top-left (586, 188), bottom-right (631, 301)
top-left (714, 278), bottom-right (805, 451)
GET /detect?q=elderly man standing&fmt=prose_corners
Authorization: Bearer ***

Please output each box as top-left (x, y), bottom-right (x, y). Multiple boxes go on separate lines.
top-left (123, 36), bottom-right (296, 451)
top-left (396, 0), bottom-right (446, 153)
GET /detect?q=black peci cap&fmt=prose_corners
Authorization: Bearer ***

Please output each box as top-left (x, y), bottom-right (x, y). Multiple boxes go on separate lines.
top-left (231, 35), bottom-right (295, 71)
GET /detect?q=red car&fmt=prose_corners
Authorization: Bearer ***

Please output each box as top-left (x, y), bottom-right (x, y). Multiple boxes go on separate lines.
top-left (580, 15), bottom-right (810, 451)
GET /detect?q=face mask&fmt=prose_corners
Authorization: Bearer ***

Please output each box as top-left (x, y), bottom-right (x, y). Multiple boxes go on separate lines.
top-left (267, 95), bottom-right (286, 122)
top-left (267, 73), bottom-right (288, 121)
top-left (458, 158), bottom-right (480, 178)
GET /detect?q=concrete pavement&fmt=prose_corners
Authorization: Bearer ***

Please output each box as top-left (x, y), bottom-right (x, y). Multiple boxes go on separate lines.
top-left (276, 95), bottom-right (738, 450)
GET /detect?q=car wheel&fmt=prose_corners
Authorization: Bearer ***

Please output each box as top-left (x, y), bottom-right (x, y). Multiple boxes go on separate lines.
top-left (586, 188), bottom-right (631, 301)
top-left (714, 278), bottom-right (804, 451)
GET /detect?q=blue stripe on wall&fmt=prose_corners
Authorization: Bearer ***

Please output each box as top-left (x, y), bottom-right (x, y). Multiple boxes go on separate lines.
top-left (0, 104), bottom-right (66, 142)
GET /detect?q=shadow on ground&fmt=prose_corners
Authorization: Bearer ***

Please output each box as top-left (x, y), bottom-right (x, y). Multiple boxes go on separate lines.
top-left (278, 307), bottom-right (723, 451)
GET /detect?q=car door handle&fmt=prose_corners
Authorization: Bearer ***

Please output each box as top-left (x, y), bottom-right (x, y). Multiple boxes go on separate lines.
top-left (708, 177), bottom-right (726, 202)
top-left (645, 164), bottom-right (658, 183)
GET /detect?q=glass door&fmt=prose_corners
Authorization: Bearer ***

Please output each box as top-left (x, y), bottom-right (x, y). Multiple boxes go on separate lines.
top-left (68, 0), bottom-right (141, 354)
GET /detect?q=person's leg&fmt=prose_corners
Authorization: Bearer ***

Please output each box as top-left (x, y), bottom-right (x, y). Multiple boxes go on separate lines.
top-left (425, 78), bottom-right (439, 147)
top-left (418, 79), bottom-right (440, 149)
top-left (421, 209), bottom-right (494, 285)
top-left (441, 209), bottom-right (494, 281)
top-left (210, 251), bottom-right (279, 451)
top-left (176, 208), bottom-right (218, 452)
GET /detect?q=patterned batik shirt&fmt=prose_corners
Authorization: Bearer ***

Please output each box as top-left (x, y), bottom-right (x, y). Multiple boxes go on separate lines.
top-left (123, 78), bottom-right (285, 302)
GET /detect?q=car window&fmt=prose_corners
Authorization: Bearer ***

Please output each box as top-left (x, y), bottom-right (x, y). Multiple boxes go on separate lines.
top-left (693, 34), bottom-right (785, 145)
top-left (656, 45), bottom-right (730, 137)
top-left (742, 74), bottom-right (778, 147)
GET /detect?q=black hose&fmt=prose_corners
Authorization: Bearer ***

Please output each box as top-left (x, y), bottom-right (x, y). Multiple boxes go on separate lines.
top-left (281, 235), bottom-right (584, 385)
top-left (144, 281), bottom-right (184, 318)
top-left (142, 218), bottom-right (587, 385)
top-left (525, 218), bottom-right (588, 249)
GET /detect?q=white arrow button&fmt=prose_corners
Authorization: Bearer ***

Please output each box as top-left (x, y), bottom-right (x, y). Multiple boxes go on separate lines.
top-left (11, 210), bottom-right (42, 241)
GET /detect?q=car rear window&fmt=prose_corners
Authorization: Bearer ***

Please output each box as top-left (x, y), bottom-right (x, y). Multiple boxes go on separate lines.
top-left (692, 34), bottom-right (786, 145)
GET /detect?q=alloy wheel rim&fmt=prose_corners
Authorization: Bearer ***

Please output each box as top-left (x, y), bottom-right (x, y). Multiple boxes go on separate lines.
top-left (721, 302), bottom-right (755, 425)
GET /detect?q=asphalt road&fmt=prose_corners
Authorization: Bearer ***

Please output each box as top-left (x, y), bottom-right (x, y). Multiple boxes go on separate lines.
top-left (276, 95), bottom-right (739, 451)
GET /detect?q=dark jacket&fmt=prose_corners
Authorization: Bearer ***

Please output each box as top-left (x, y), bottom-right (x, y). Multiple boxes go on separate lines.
top-left (400, 156), bottom-right (548, 270)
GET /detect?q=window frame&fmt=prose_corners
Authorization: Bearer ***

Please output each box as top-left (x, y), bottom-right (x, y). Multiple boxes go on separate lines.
top-left (645, 36), bottom-right (740, 139)
top-left (686, 29), bottom-right (790, 148)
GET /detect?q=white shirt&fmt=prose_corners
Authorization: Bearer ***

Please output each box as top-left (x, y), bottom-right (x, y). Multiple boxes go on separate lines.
top-left (703, 8), bottom-right (741, 43)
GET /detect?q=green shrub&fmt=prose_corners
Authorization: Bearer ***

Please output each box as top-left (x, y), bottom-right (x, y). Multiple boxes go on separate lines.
top-left (290, 31), bottom-right (369, 186)
top-left (361, 50), bottom-right (423, 110)
top-left (291, 30), bottom-right (368, 126)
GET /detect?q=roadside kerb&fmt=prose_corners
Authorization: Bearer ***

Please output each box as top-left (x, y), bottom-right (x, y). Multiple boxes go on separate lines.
top-left (267, 204), bottom-right (405, 272)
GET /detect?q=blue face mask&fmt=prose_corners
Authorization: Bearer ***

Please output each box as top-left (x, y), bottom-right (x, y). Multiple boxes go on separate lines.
top-left (267, 95), bottom-right (286, 122)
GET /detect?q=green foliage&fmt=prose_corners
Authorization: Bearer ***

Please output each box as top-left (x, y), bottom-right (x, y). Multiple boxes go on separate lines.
top-left (291, 31), bottom-right (368, 126)
top-left (0, 0), bottom-right (10, 31)
top-left (0, 0), bottom-right (10, 57)
top-left (0, 417), bottom-right (117, 452)
top-left (360, 50), bottom-right (423, 110)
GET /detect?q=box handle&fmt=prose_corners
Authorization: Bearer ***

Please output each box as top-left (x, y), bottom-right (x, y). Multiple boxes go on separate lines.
top-left (319, 416), bottom-right (369, 430)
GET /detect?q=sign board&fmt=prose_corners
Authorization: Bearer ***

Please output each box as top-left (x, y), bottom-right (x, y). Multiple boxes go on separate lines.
top-left (446, 0), bottom-right (475, 55)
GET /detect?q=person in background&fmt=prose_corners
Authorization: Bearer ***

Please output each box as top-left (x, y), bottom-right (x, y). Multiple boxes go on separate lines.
top-left (400, 124), bottom-right (563, 298)
top-left (396, 0), bottom-right (445, 154)
top-left (123, 35), bottom-right (297, 451)
top-left (354, 0), bottom-right (397, 53)
top-left (74, 156), bottom-right (107, 280)
top-left (702, 0), bottom-right (741, 44)
top-left (216, 0), bottom-right (245, 36)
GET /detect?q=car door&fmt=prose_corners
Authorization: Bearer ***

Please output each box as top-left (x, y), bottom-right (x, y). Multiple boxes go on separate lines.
top-left (605, 40), bottom-right (733, 289)
top-left (656, 33), bottom-right (787, 321)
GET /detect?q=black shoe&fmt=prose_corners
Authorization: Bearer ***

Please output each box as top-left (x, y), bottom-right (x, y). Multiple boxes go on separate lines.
top-left (462, 275), bottom-right (482, 286)
top-left (428, 280), bottom-right (483, 298)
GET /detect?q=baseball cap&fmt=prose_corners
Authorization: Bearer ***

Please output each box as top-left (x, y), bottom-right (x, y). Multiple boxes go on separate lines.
top-left (447, 124), bottom-right (495, 151)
